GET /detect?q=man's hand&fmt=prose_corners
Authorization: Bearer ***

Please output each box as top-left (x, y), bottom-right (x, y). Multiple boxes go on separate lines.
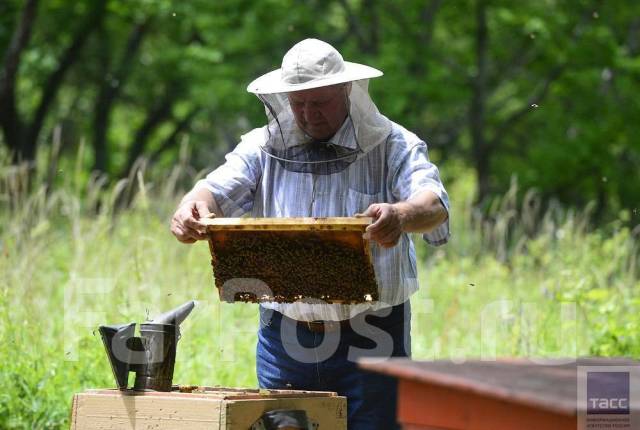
top-left (355, 203), bottom-right (402, 248)
top-left (171, 200), bottom-right (214, 244)
top-left (355, 190), bottom-right (448, 248)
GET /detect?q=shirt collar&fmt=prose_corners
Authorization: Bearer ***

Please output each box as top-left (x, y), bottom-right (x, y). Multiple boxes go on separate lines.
top-left (327, 117), bottom-right (357, 150)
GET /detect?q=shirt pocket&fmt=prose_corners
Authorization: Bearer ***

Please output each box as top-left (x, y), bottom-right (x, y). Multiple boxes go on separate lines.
top-left (345, 188), bottom-right (383, 216)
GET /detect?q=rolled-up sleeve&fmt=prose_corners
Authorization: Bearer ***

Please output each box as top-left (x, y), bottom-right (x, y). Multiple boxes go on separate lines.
top-left (390, 140), bottom-right (450, 246)
top-left (195, 129), bottom-right (263, 217)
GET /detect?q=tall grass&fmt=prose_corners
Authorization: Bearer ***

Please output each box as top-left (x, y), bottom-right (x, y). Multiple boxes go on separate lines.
top-left (0, 149), bottom-right (638, 428)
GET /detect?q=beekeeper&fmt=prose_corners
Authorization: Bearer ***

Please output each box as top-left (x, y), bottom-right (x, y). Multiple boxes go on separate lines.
top-left (171, 38), bottom-right (450, 430)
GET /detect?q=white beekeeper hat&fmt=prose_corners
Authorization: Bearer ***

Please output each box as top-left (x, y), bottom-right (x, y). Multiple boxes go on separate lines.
top-left (246, 38), bottom-right (392, 175)
top-left (247, 38), bottom-right (383, 94)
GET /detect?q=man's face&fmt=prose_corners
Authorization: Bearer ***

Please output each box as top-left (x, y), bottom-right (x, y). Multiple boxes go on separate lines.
top-left (288, 84), bottom-right (350, 141)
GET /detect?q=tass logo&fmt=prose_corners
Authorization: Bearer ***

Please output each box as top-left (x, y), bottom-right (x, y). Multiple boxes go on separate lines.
top-left (587, 371), bottom-right (630, 415)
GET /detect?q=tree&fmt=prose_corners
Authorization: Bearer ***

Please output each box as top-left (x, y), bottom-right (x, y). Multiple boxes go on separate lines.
top-left (1, 0), bottom-right (638, 218)
top-left (0, 0), bottom-right (107, 165)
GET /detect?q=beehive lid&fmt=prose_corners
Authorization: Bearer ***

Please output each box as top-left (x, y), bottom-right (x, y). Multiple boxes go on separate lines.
top-left (203, 217), bottom-right (378, 304)
top-left (85, 386), bottom-right (340, 400)
top-left (359, 357), bottom-right (640, 415)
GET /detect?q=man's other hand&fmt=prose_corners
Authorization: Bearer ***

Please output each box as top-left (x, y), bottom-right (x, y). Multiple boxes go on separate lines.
top-left (171, 200), bottom-right (214, 243)
top-left (355, 203), bottom-right (402, 248)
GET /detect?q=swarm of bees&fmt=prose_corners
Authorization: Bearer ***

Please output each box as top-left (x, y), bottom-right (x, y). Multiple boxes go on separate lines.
top-left (209, 230), bottom-right (378, 303)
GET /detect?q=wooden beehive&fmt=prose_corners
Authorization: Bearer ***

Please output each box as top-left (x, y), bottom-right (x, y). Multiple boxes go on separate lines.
top-left (203, 217), bottom-right (378, 304)
top-left (70, 387), bottom-right (346, 429)
top-left (359, 357), bottom-right (640, 430)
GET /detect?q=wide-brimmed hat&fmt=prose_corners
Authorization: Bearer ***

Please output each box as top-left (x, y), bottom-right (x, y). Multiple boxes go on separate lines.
top-left (247, 38), bottom-right (383, 94)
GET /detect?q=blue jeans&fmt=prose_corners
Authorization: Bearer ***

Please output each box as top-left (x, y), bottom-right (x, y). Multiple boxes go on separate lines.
top-left (256, 302), bottom-right (411, 430)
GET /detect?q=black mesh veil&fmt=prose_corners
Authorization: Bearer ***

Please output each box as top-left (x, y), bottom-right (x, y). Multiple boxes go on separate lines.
top-left (255, 79), bottom-right (391, 175)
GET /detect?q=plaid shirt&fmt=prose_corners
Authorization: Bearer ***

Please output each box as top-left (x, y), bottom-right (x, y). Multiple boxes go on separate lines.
top-left (198, 119), bottom-right (450, 321)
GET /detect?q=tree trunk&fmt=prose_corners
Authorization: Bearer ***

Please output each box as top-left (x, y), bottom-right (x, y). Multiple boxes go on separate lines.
top-left (93, 20), bottom-right (150, 174)
top-left (120, 90), bottom-right (177, 177)
top-left (92, 26), bottom-right (111, 174)
top-left (1, 93), bottom-right (23, 162)
top-left (470, 0), bottom-right (490, 203)
top-left (0, 0), bottom-right (39, 161)
top-left (22, 0), bottom-right (107, 163)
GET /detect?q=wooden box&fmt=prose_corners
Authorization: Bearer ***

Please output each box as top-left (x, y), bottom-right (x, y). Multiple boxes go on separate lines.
top-left (360, 357), bottom-right (640, 430)
top-left (203, 217), bottom-right (377, 304)
top-left (70, 387), bottom-right (346, 429)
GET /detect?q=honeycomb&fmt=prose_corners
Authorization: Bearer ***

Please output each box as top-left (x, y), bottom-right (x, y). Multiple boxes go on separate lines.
top-left (208, 229), bottom-right (378, 303)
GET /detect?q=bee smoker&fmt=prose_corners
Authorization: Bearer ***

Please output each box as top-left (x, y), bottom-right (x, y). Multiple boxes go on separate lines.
top-left (98, 301), bottom-right (195, 391)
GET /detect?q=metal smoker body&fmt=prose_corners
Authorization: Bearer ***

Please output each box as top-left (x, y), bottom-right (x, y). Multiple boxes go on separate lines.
top-left (99, 301), bottom-right (195, 391)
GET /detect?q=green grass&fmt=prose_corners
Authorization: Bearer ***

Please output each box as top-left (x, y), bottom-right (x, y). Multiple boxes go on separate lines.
top-left (0, 158), bottom-right (638, 428)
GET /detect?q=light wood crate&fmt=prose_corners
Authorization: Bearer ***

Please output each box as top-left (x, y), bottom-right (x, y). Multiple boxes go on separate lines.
top-left (70, 387), bottom-right (346, 429)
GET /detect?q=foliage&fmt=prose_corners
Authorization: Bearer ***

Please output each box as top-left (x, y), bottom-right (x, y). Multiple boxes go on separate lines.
top-left (1, 0), bottom-right (638, 218)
